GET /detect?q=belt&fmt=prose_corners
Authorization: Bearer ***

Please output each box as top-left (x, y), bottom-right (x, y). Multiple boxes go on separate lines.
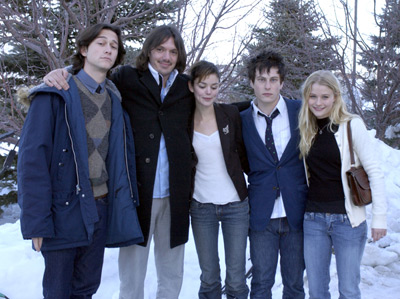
top-left (94, 193), bottom-right (108, 200)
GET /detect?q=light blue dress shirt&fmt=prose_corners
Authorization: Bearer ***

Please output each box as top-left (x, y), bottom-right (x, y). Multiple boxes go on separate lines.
top-left (76, 69), bottom-right (106, 94)
top-left (148, 63), bottom-right (178, 198)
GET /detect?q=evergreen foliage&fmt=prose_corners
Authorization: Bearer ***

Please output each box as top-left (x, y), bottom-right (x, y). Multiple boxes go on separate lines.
top-left (357, 0), bottom-right (400, 141)
top-left (0, 0), bottom-right (180, 79)
top-left (0, 153), bottom-right (18, 215)
top-left (235, 0), bottom-right (341, 100)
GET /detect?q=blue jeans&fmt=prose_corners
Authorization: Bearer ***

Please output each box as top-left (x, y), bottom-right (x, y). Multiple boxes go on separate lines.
top-left (41, 199), bottom-right (108, 299)
top-left (303, 212), bottom-right (367, 299)
top-left (249, 217), bottom-right (305, 299)
top-left (190, 199), bottom-right (250, 299)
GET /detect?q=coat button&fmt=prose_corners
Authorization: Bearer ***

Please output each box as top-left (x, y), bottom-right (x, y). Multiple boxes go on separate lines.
top-left (145, 158), bottom-right (151, 163)
top-left (58, 162), bottom-right (64, 166)
top-left (82, 194), bottom-right (85, 198)
top-left (65, 201), bottom-right (69, 205)
top-left (149, 133), bottom-right (155, 139)
top-left (62, 148), bottom-right (68, 152)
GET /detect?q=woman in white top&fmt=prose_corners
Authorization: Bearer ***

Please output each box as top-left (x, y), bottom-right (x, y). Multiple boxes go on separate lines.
top-left (188, 61), bottom-right (249, 299)
top-left (298, 70), bottom-right (387, 299)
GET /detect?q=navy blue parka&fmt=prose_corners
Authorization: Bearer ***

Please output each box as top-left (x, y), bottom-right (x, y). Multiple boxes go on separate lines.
top-left (17, 75), bottom-right (143, 251)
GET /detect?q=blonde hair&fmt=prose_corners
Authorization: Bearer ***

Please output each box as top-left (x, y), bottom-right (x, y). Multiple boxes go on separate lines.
top-left (298, 70), bottom-right (353, 157)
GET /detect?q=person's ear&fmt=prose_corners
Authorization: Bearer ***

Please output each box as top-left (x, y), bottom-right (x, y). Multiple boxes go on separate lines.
top-left (188, 81), bottom-right (194, 93)
top-left (80, 46), bottom-right (88, 57)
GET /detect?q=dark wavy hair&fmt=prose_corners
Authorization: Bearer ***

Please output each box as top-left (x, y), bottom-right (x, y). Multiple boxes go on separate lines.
top-left (189, 60), bottom-right (220, 84)
top-left (72, 23), bottom-right (126, 76)
top-left (136, 25), bottom-right (186, 73)
top-left (247, 50), bottom-right (286, 83)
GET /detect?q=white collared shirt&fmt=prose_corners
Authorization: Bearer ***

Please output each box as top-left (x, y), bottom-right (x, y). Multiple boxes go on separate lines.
top-left (251, 96), bottom-right (291, 218)
top-left (148, 63), bottom-right (178, 101)
top-left (147, 62), bottom-right (179, 198)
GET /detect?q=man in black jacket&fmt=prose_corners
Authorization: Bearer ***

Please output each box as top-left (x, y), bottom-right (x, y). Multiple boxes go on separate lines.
top-left (44, 25), bottom-right (194, 299)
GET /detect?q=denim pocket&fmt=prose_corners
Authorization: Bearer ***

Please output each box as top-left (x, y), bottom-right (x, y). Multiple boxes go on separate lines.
top-left (304, 212), bottom-right (315, 221)
top-left (190, 198), bottom-right (203, 209)
top-left (228, 197), bottom-right (249, 209)
top-left (190, 199), bottom-right (208, 215)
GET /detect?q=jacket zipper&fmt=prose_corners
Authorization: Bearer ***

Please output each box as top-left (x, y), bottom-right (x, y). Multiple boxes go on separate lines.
top-left (64, 104), bottom-right (81, 194)
top-left (123, 119), bottom-right (134, 198)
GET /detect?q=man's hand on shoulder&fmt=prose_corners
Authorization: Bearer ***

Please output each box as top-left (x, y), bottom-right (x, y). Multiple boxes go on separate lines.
top-left (44, 68), bottom-right (70, 90)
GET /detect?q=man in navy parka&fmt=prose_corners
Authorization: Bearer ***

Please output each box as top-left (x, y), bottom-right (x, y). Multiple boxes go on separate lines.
top-left (17, 23), bottom-right (143, 298)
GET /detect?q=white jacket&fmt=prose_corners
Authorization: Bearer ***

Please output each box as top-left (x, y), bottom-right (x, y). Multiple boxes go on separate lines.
top-left (334, 117), bottom-right (387, 229)
top-left (304, 117), bottom-right (387, 229)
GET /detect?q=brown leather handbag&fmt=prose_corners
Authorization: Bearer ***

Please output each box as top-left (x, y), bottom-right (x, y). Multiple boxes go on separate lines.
top-left (345, 120), bottom-right (372, 206)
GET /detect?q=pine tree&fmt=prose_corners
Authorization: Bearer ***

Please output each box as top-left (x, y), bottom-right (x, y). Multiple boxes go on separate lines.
top-left (234, 0), bottom-right (340, 100)
top-left (357, 0), bottom-right (400, 142)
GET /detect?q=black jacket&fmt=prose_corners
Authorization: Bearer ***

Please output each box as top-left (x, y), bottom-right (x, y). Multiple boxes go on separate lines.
top-left (111, 66), bottom-right (195, 248)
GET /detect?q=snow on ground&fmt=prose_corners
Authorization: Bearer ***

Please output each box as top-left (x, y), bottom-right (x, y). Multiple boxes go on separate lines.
top-left (0, 203), bottom-right (19, 225)
top-left (1, 134), bottom-right (400, 299)
top-left (0, 142), bottom-right (15, 156)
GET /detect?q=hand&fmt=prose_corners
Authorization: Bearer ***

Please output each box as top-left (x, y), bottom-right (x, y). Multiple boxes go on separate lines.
top-left (43, 68), bottom-right (70, 90)
top-left (32, 237), bottom-right (43, 252)
top-left (371, 228), bottom-right (387, 242)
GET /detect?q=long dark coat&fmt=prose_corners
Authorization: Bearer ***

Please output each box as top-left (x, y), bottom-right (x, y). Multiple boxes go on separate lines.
top-left (111, 66), bottom-right (195, 248)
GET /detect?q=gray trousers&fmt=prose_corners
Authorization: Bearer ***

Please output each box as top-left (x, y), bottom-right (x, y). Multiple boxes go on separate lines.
top-left (118, 197), bottom-right (185, 299)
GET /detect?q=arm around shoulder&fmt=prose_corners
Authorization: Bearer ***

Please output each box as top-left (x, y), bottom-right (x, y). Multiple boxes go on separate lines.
top-left (43, 68), bottom-right (70, 90)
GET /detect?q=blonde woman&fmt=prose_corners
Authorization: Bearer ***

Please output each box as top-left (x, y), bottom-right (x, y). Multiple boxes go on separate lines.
top-left (298, 70), bottom-right (387, 299)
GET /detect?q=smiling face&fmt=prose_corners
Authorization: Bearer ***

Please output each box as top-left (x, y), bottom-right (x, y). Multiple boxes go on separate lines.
top-left (307, 83), bottom-right (336, 119)
top-left (250, 67), bottom-right (283, 114)
top-left (189, 74), bottom-right (220, 108)
top-left (80, 29), bottom-right (119, 77)
top-left (148, 37), bottom-right (178, 80)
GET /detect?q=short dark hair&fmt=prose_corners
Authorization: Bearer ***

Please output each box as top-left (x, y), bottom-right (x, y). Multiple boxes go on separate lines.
top-left (136, 25), bottom-right (187, 73)
top-left (72, 23), bottom-right (126, 76)
top-left (189, 60), bottom-right (220, 84)
top-left (247, 50), bottom-right (286, 83)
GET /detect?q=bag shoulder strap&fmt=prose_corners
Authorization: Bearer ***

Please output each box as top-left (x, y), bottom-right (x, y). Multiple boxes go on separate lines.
top-left (347, 120), bottom-right (356, 167)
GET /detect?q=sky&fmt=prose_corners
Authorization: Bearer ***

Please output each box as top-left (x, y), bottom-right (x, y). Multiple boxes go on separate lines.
top-left (318, 0), bottom-right (385, 39)
top-left (1, 127), bottom-right (400, 298)
top-left (203, 0), bottom-right (385, 64)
